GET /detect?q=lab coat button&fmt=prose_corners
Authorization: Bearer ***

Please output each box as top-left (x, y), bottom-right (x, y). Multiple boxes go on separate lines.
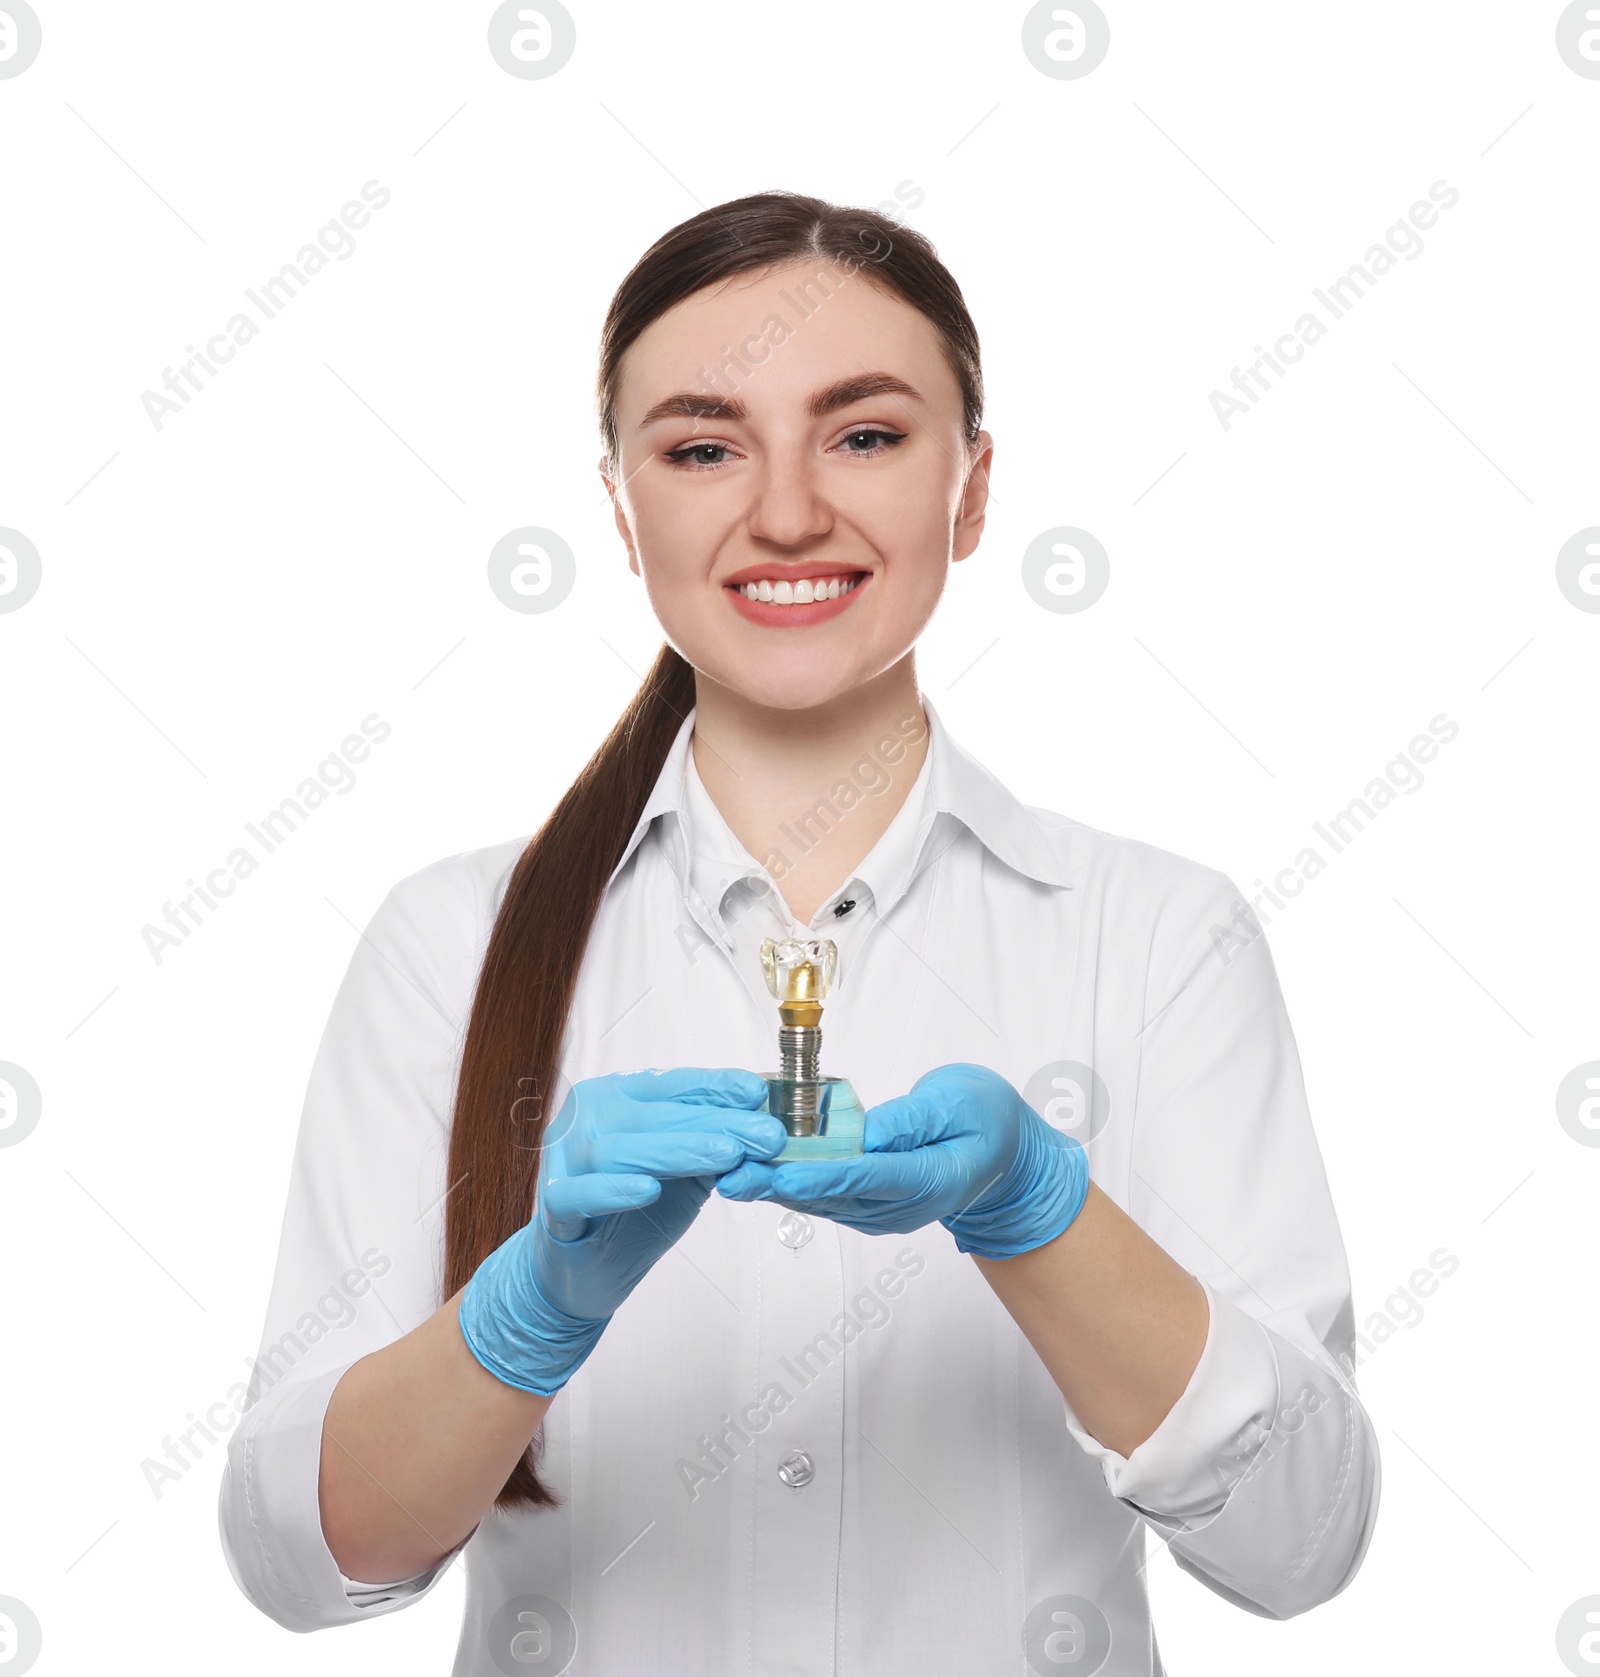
top-left (777, 1449), bottom-right (815, 1489)
top-left (776, 1210), bottom-right (813, 1250)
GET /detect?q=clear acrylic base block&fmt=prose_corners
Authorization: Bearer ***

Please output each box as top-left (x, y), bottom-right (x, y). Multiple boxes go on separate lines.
top-left (758, 1074), bottom-right (865, 1162)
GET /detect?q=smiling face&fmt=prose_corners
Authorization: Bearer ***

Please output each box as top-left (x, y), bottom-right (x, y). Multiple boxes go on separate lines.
top-left (602, 258), bottom-right (993, 713)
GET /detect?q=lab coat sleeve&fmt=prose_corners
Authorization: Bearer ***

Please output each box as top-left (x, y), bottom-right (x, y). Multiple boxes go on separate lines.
top-left (217, 857), bottom-right (489, 1631)
top-left (1063, 863), bottom-right (1379, 1620)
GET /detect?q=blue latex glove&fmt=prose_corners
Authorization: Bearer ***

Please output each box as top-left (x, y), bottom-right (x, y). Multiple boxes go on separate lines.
top-left (716, 1062), bottom-right (1089, 1259)
top-left (459, 1067), bottom-right (786, 1394)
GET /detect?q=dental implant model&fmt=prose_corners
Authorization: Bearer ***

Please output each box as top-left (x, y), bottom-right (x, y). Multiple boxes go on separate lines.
top-left (758, 935), bottom-right (866, 1162)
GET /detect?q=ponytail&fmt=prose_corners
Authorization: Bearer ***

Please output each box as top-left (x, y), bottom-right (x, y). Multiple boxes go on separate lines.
top-left (443, 644), bottom-right (695, 1509)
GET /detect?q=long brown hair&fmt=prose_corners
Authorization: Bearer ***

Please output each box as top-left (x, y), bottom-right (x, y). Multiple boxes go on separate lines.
top-left (445, 190), bottom-right (985, 1510)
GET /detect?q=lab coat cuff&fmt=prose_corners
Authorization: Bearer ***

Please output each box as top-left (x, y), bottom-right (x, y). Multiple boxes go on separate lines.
top-left (339, 1564), bottom-right (458, 1605)
top-left (1061, 1277), bottom-right (1279, 1527)
top-left (224, 1361), bottom-right (459, 1628)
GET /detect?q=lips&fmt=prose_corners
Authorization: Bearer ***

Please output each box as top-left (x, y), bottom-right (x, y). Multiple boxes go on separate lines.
top-left (724, 569), bottom-right (871, 628)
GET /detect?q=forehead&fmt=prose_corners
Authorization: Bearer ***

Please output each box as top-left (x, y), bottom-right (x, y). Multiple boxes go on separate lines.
top-left (614, 259), bottom-right (956, 418)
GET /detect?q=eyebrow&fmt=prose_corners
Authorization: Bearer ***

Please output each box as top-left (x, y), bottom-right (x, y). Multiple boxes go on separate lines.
top-left (636, 371), bottom-right (923, 430)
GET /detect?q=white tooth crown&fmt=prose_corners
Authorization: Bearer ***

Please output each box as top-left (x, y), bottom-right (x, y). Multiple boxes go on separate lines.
top-left (741, 575), bottom-right (860, 605)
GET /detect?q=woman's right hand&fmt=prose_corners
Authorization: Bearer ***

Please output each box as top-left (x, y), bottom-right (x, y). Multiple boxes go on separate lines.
top-left (457, 1067), bottom-right (785, 1394)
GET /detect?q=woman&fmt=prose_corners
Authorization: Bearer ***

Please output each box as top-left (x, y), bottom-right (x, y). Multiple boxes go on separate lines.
top-left (220, 191), bottom-right (1378, 1674)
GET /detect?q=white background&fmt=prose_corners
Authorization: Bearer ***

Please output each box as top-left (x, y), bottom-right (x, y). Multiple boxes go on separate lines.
top-left (2, 2), bottom-right (1596, 1672)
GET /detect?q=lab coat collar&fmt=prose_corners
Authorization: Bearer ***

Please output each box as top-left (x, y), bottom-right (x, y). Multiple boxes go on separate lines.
top-left (603, 706), bottom-right (697, 895)
top-left (603, 692), bottom-right (1077, 896)
top-left (914, 694), bottom-right (1078, 891)
top-left (680, 707), bottom-right (934, 932)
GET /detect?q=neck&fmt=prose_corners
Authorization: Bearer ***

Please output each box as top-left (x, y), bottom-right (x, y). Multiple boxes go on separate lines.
top-left (688, 656), bottom-right (929, 925)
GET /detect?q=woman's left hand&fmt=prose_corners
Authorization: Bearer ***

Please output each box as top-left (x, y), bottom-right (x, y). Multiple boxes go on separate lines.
top-left (716, 1062), bottom-right (1090, 1259)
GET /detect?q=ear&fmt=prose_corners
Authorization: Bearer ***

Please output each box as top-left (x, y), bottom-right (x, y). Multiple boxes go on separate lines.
top-left (600, 456), bottom-right (642, 578)
top-left (951, 430), bottom-right (993, 564)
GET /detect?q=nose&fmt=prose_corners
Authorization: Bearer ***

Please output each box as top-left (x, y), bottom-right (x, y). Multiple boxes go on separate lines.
top-left (743, 447), bottom-right (835, 550)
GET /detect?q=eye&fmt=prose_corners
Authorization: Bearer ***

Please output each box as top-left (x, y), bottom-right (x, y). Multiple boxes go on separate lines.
top-left (663, 440), bottom-right (739, 471)
top-left (833, 427), bottom-right (909, 458)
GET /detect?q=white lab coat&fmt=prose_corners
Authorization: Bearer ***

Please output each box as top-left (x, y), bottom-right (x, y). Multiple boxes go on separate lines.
top-left (219, 693), bottom-right (1378, 1673)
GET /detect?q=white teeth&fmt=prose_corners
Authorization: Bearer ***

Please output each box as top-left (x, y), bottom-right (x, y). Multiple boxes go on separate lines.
top-left (738, 575), bottom-right (861, 606)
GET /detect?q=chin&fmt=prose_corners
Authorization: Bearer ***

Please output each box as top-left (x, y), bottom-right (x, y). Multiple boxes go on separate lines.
top-left (740, 674), bottom-right (860, 713)
top-left (698, 651), bottom-right (872, 715)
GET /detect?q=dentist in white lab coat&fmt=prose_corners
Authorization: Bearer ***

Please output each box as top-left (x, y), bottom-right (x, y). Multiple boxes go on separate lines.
top-left (220, 189), bottom-right (1378, 1675)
